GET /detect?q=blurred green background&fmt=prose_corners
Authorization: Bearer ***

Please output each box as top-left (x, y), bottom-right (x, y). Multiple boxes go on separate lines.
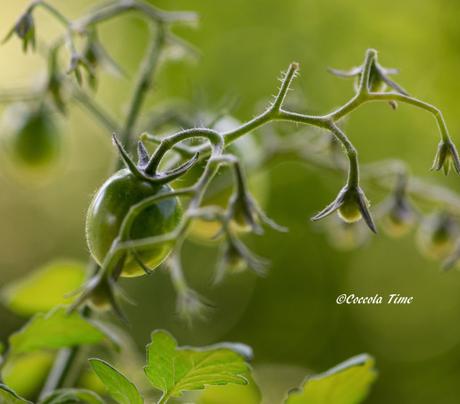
top-left (2, 0), bottom-right (460, 403)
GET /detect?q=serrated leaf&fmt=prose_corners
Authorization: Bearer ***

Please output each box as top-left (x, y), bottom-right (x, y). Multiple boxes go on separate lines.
top-left (89, 358), bottom-right (143, 404)
top-left (39, 388), bottom-right (104, 404)
top-left (285, 354), bottom-right (377, 404)
top-left (9, 307), bottom-right (105, 356)
top-left (0, 384), bottom-right (32, 403)
top-left (1, 260), bottom-right (86, 316)
top-left (144, 330), bottom-right (250, 402)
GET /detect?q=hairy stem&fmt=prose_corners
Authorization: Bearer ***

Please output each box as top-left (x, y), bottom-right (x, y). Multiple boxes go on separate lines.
top-left (39, 2), bottom-right (172, 397)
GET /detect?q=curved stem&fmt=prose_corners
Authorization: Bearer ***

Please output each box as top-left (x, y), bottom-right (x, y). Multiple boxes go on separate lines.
top-left (39, 3), bottom-right (172, 398)
top-left (73, 0), bottom-right (197, 30)
top-left (367, 92), bottom-right (451, 141)
top-left (35, 1), bottom-right (77, 54)
top-left (327, 122), bottom-right (359, 186)
top-left (145, 128), bottom-right (223, 174)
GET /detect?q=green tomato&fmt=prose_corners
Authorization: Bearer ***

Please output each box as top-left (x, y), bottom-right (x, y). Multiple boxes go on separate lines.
top-left (174, 117), bottom-right (269, 243)
top-left (86, 168), bottom-right (182, 278)
top-left (416, 213), bottom-right (457, 260)
top-left (381, 205), bottom-right (416, 238)
top-left (337, 196), bottom-right (362, 224)
top-left (2, 103), bottom-right (62, 174)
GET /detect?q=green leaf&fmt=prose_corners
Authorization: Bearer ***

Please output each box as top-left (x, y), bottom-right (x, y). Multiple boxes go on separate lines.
top-left (39, 388), bottom-right (104, 404)
top-left (1, 260), bottom-right (86, 316)
top-left (285, 354), bottom-right (377, 404)
top-left (9, 307), bottom-right (105, 356)
top-left (2, 351), bottom-right (54, 399)
top-left (198, 374), bottom-right (261, 404)
top-left (89, 358), bottom-right (143, 404)
top-left (0, 384), bottom-right (32, 403)
top-left (144, 330), bottom-right (250, 401)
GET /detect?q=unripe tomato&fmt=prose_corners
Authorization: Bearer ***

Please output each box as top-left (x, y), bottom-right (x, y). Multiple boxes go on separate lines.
top-left (337, 195), bottom-right (362, 224)
top-left (86, 168), bottom-right (182, 277)
top-left (175, 116), bottom-right (269, 243)
top-left (416, 213), bottom-right (457, 260)
top-left (87, 279), bottom-right (112, 311)
top-left (381, 203), bottom-right (416, 238)
top-left (2, 103), bottom-right (62, 176)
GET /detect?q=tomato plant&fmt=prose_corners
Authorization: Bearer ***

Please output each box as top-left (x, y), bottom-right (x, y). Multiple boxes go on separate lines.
top-left (1, 0), bottom-right (460, 403)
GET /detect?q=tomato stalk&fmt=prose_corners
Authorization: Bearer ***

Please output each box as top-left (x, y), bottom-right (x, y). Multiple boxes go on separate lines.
top-left (38, 3), bottom-right (177, 399)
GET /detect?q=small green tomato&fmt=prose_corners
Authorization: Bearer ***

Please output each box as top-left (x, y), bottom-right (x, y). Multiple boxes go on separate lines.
top-left (381, 206), bottom-right (416, 238)
top-left (337, 194), bottom-right (363, 223)
top-left (2, 103), bottom-right (62, 175)
top-left (416, 213), bottom-right (457, 260)
top-left (86, 168), bottom-right (182, 278)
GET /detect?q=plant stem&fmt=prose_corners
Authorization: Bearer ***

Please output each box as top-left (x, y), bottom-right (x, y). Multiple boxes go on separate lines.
top-left (38, 304), bottom-right (91, 400)
top-left (38, 348), bottom-right (78, 400)
top-left (119, 22), bottom-right (166, 154)
top-left (40, 6), bottom-right (171, 398)
top-left (72, 88), bottom-right (120, 132)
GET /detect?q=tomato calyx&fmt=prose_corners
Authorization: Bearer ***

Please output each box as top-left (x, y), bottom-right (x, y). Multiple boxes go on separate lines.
top-left (379, 173), bottom-right (418, 237)
top-left (417, 212), bottom-right (458, 260)
top-left (311, 184), bottom-right (377, 233)
top-left (328, 58), bottom-right (408, 96)
top-left (431, 139), bottom-right (460, 176)
top-left (3, 4), bottom-right (36, 53)
top-left (112, 134), bottom-right (199, 185)
top-left (328, 52), bottom-right (407, 109)
top-left (69, 255), bottom-right (132, 322)
top-left (214, 229), bottom-right (268, 284)
top-left (224, 159), bottom-right (286, 235)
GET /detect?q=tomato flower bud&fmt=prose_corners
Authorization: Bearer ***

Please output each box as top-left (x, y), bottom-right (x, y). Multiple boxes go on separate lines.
top-left (431, 139), bottom-right (460, 175)
top-left (83, 30), bottom-right (124, 80)
top-left (380, 196), bottom-right (417, 238)
top-left (227, 162), bottom-right (286, 235)
top-left (311, 184), bottom-right (377, 233)
top-left (3, 7), bottom-right (36, 53)
top-left (214, 233), bottom-right (268, 284)
top-left (72, 272), bottom-right (126, 321)
top-left (176, 287), bottom-right (212, 324)
top-left (329, 59), bottom-right (408, 96)
top-left (227, 191), bottom-right (287, 235)
top-left (379, 175), bottom-right (418, 238)
top-left (68, 53), bottom-right (96, 88)
top-left (416, 212), bottom-right (458, 260)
